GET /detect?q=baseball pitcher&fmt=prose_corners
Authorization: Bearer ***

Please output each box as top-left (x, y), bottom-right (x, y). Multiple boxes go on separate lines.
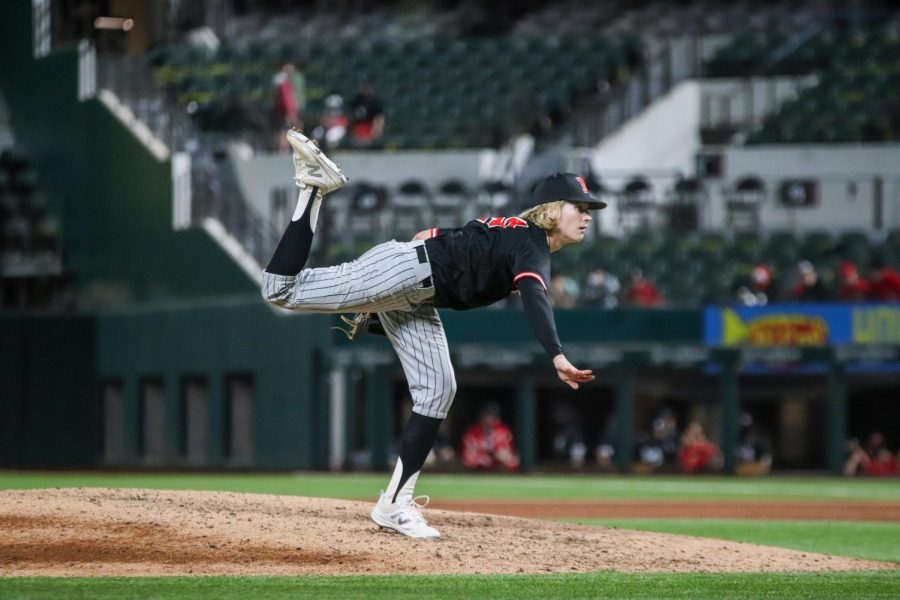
top-left (262, 129), bottom-right (605, 538)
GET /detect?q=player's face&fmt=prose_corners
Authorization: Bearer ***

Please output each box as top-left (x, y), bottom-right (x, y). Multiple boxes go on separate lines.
top-left (555, 202), bottom-right (592, 246)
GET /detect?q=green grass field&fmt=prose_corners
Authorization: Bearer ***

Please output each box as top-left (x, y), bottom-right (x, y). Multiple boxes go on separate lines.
top-left (2, 471), bottom-right (899, 501)
top-left (2, 471), bottom-right (899, 599)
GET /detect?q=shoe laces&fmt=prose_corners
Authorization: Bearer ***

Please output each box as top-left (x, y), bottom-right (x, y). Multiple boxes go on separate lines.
top-left (400, 495), bottom-right (430, 523)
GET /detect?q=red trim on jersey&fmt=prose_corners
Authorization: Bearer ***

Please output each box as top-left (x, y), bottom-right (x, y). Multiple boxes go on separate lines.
top-left (514, 272), bottom-right (547, 292)
top-left (430, 227), bottom-right (438, 238)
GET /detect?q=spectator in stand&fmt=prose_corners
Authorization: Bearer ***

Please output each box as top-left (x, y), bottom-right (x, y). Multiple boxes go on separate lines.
top-left (461, 402), bottom-right (520, 471)
top-left (312, 94), bottom-right (349, 151)
top-left (623, 268), bottom-right (664, 307)
top-left (581, 267), bottom-right (620, 309)
top-left (734, 263), bottom-right (773, 306)
top-left (837, 261), bottom-right (870, 302)
top-left (865, 431), bottom-right (889, 458)
top-left (678, 421), bottom-right (721, 474)
top-left (792, 260), bottom-right (830, 302)
top-left (865, 448), bottom-right (899, 476)
top-left (349, 81), bottom-right (385, 147)
top-left (736, 411), bottom-right (772, 471)
top-left (272, 62), bottom-right (305, 151)
top-left (550, 401), bottom-right (588, 467)
top-left (594, 412), bottom-right (618, 470)
top-left (549, 273), bottom-right (580, 308)
top-left (844, 432), bottom-right (898, 477)
top-left (636, 407), bottom-right (679, 469)
top-left (866, 256), bottom-right (900, 301)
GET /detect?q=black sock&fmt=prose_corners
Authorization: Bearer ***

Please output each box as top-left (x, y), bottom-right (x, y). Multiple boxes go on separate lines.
top-left (265, 186), bottom-right (320, 275)
top-left (392, 411), bottom-right (443, 503)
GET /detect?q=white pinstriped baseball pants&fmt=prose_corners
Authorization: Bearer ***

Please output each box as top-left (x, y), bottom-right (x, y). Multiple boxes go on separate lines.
top-left (262, 239), bottom-right (457, 419)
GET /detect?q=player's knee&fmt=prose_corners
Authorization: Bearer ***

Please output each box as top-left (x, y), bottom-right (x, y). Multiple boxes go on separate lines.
top-left (438, 376), bottom-right (458, 408)
top-left (446, 377), bottom-right (458, 403)
top-left (261, 272), bottom-right (293, 306)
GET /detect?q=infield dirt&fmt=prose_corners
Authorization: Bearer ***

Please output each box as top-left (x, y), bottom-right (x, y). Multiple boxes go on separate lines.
top-left (1, 488), bottom-right (896, 576)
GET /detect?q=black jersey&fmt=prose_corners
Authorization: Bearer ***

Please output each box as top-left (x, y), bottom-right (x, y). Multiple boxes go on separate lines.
top-left (424, 217), bottom-right (551, 310)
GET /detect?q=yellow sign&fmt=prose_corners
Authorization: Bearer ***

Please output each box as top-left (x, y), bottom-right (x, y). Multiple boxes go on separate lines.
top-left (722, 309), bottom-right (829, 346)
top-left (853, 307), bottom-right (900, 344)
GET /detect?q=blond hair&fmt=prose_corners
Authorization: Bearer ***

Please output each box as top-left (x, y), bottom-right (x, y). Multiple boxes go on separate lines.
top-left (519, 200), bottom-right (565, 232)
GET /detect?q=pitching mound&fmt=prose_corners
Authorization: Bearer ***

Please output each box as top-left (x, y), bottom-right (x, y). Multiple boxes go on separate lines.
top-left (0, 488), bottom-right (894, 576)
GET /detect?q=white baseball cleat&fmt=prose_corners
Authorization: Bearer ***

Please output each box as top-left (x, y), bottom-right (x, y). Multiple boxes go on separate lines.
top-left (370, 491), bottom-right (441, 539)
top-left (286, 128), bottom-right (348, 193)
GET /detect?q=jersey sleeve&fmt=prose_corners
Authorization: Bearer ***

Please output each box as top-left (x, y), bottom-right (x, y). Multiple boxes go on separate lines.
top-left (518, 277), bottom-right (564, 358)
top-left (511, 240), bottom-right (551, 293)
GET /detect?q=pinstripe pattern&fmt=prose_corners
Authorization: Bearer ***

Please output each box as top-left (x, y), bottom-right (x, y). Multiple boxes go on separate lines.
top-left (261, 240), bottom-right (433, 313)
top-left (378, 305), bottom-right (457, 418)
top-left (261, 239), bottom-right (457, 418)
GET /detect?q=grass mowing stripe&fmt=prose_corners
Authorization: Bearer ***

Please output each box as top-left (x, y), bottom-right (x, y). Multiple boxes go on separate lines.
top-left (1, 573), bottom-right (899, 600)
top-left (2, 472), bottom-right (899, 501)
top-left (576, 519), bottom-right (900, 563)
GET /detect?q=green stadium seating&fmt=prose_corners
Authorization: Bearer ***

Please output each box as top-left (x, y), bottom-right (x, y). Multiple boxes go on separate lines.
top-left (151, 32), bottom-right (642, 148)
top-left (703, 15), bottom-right (900, 144)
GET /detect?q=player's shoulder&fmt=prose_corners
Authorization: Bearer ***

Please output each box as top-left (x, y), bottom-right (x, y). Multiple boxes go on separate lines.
top-left (469, 216), bottom-right (540, 233)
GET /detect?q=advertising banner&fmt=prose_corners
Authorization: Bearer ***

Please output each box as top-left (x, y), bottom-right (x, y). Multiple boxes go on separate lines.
top-left (704, 304), bottom-right (900, 346)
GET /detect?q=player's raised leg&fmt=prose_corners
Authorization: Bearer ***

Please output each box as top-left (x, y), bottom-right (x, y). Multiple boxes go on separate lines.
top-left (263, 129), bottom-right (348, 280)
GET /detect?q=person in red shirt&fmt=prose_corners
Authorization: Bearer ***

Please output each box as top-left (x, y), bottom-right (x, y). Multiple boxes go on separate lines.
top-left (866, 256), bottom-right (900, 301)
top-left (461, 403), bottom-right (520, 471)
top-left (863, 449), bottom-right (899, 476)
top-left (623, 268), bottom-right (664, 307)
top-left (678, 421), bottom-right (721, 474)
top-left (837, 261), bottom-right (870, 302)
top-left (272, 62), bottom-right (304, 151)
top-left (844, 432), bottom-right (898, 476)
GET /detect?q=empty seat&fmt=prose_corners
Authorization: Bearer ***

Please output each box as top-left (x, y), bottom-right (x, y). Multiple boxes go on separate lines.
top-left (432, 179), bottom-right (469, 226)
top-left (347, 182), bottom-right (389, 246)
top-left (726, 176), bottom-right (766, 232)
top-left (391, 179), bottom-right (432, 239)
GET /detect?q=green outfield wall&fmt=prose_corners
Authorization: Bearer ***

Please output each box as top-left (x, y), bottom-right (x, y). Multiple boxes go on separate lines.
top-left (5, 302), bottom-right (888, 475)
top-left (0, 314), bottom-right (100, 467)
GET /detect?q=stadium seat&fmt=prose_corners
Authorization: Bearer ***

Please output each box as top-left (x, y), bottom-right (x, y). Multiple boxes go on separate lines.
top-left (726, 176), bottom-right (765, 232)
top-left (391, 180), bottom-right (432, 240)
top-left (347, 182), bottom-right (389, 247)
top-left (800, 231), bottom-right (836, 262)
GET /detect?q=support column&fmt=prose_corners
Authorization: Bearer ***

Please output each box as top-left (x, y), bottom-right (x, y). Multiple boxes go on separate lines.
top-left (515, 374), bottom-right (536, 472)
top-left (614, 356), bottom-right (636, 472)
top-left (122, 377), bottom-right (141, 466)
top-left (206, 375), bottom-right (226, 467)
top-left (826, 355), bottom-right (848, 474)
top-left (165, 373), bottom-right (181, 465)
top-left (329, 365), bottom-right (348, 471)
top-left (365, 364), bottom-right (394, 471)
top-left (717, 349), bottom-right (741, 474)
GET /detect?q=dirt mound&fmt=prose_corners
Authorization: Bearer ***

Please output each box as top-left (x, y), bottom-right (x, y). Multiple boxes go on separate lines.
top-left (0, 488), bottom-right (894, 576)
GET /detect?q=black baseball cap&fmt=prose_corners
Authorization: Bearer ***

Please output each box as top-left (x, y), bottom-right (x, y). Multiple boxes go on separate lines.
top-left (531, 172), bottom-right (607, 210)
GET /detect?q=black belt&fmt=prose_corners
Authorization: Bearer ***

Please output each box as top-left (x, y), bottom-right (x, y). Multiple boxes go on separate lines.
top-left (415, 244), bottom-right (433, 288)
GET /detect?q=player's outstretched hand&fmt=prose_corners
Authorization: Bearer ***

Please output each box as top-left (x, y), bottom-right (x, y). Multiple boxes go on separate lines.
top-left (553, 354), bottom-right (595, 390)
